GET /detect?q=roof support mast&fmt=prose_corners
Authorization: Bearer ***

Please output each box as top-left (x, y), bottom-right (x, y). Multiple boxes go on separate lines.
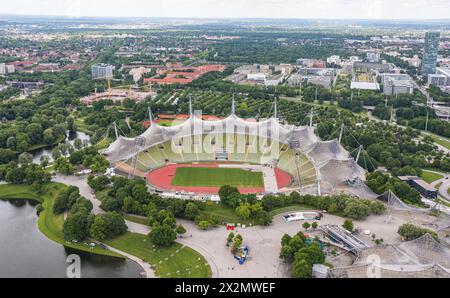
top-left (356, 145), bottom-right (363, 164)
top-left (338, 124), bottom-right (345, 143)
top-left (309, 108), bottom-right (314, 127)
top-left (274, 99), bottom-right (278, 120)
top-left (231, 94), bottom-right (236, 115)
top-left (113, 122), bottom-right (119, 140)
top-left (189, 96), bottom-right (193, 118)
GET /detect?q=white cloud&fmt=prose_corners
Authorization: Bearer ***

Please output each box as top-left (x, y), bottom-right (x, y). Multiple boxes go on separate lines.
top-left (1, 0), bottom-right (449, 19)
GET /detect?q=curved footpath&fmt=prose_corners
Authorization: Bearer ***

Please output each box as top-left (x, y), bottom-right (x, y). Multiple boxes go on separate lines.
top-left (53, 174), bottom-right (155, 278)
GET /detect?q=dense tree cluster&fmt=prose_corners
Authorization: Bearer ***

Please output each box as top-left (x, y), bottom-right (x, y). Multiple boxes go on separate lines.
top-left (279, 231), bottom-right (325, 278)
top-left (366, 172), bottom-right (422, 205)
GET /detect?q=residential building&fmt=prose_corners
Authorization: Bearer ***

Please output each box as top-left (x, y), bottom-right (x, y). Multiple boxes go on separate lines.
top-left (92, 63), bottom-right (114, 80)
top-left (366, 52), bottom-right (381, 63)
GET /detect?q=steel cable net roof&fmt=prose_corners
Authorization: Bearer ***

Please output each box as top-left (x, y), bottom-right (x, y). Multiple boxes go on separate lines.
top-left (102, 113), bottom-right (366, 192)
top-left (378, 190), bottom-right (430, 212)
top-left (330, 234), bottom-right (450, 278)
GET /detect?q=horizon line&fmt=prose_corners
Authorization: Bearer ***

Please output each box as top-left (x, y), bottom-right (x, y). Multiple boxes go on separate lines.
top-left (1, 13), bottom-right (450, 23)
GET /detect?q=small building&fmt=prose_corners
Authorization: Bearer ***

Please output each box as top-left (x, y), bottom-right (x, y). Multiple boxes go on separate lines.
top-left (398, 176), bottom-right (438, 199)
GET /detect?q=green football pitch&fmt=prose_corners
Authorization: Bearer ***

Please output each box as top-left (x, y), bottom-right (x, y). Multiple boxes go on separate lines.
top-left (171, 167), bottom-right (264, 188)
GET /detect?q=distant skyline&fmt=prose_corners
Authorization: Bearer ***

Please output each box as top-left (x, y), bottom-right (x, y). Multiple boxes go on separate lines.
top-left (1, 0), bottom-right (450, 20)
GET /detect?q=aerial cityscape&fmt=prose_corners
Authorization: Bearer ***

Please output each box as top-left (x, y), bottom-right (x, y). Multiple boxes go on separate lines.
top-left (1, 0), bottom-right (450, 284)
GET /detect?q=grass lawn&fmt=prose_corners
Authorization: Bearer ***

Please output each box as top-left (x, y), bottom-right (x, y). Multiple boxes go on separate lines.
top-left (421, 171), bottom-right (443, 184)
top-left (106, 232), bottom-right (212, 278)
top-left (123, 214), bottom-right (148, 225)
top-left (171, 167), bottom-right (264, 188)
top-left (429, 134), bottom-right (450, 150)
top-left (267, 204), bottom-right (310, 217)
top-left (0, 183), bottom-right (122, 258)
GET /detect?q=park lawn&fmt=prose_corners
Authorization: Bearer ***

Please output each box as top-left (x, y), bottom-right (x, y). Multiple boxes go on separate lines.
top-left (0, 183), bottom-right (122, 258)
top-left (420, 171), bottom-right (443, 184)
top-left (75, 118), bottom-right (95, 135)
top-left (171, 167), bottom-right (264, 188)
top-left (106, 232), bottom-right (212, 278)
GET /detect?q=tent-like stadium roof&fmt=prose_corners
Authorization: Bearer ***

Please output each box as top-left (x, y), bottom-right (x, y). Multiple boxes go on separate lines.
top-left (102, 103), bottom-right (368, 195)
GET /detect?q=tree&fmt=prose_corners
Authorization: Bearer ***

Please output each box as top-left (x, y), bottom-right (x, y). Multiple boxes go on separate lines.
top-left (184, 202), bottom-right (200, 220)
top-left (176, 224), bottom-right (187, 236)
top-left (233, 236), bottom-right (243, 253)
top-left (218, 185), bottom-right (240, 207)
top-left (311, 222), bottom-right (318, 230)
top-left (148, 225), bottom-right (177, 247)
top-left (40, 156), bottom-right (50, 168)
top-left (63, 211), bottom-right (92, 241)
top-left (226, 232), bottom-right (235, 246)
top-left (235, 203), bottom-right (251, 220)
top-left (90, 212), bottom-right (127, 241)
top-left (197, 220), bottom-right (210, 230)
top-left (18, 152), bottom-right (33, 165)
top-left (302, 221), bottom-right (311, 231)
top-left (293, 259), bottom-right (312, 278)
top-left (342, 219), bottom-right (354, 232)
top-left (73, 138), bottom-right (83, 150)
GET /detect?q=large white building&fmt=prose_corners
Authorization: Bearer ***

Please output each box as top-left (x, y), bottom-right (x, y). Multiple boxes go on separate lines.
top-left (92, 63), bottom-right (114, 80)
top-left (382, 74), bottom-right (414, 95)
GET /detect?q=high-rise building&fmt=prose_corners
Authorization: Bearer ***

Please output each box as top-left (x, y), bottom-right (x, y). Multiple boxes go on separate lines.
top-left (421, 32), bottom-right (440, 76)
top-left (92, 63), bottom-right (114, 80)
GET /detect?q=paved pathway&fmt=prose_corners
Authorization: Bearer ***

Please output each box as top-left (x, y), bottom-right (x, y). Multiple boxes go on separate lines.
top-left (53, 174), bottom-right (154, 277)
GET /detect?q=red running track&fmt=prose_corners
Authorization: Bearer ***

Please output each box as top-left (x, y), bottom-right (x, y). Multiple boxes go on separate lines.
top-left (146, 163), bottom-right (293, 195)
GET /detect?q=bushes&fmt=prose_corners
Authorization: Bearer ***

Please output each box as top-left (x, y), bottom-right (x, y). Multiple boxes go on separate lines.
top-left (397, 223), bottom-right (438, 241)
top-left (261, 192), bottom-right (385, 220)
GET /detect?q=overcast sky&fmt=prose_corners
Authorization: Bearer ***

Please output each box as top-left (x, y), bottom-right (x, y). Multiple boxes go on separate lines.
top-left (1, 0), bottom-right (449, 19)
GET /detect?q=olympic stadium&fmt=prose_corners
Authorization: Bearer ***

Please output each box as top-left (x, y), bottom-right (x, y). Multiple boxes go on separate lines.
top-left (102, 100), bottom-right (372, 197)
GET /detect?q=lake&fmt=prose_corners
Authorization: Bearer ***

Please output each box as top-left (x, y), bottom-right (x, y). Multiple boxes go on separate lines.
top-left (32, 131), bottom-right (91, 164)
top-left (0, 199), bottom-right (144, 278)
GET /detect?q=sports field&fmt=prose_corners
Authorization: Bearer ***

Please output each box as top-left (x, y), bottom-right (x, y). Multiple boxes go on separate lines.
top-left (171, 167), bottom-right (264, 188)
